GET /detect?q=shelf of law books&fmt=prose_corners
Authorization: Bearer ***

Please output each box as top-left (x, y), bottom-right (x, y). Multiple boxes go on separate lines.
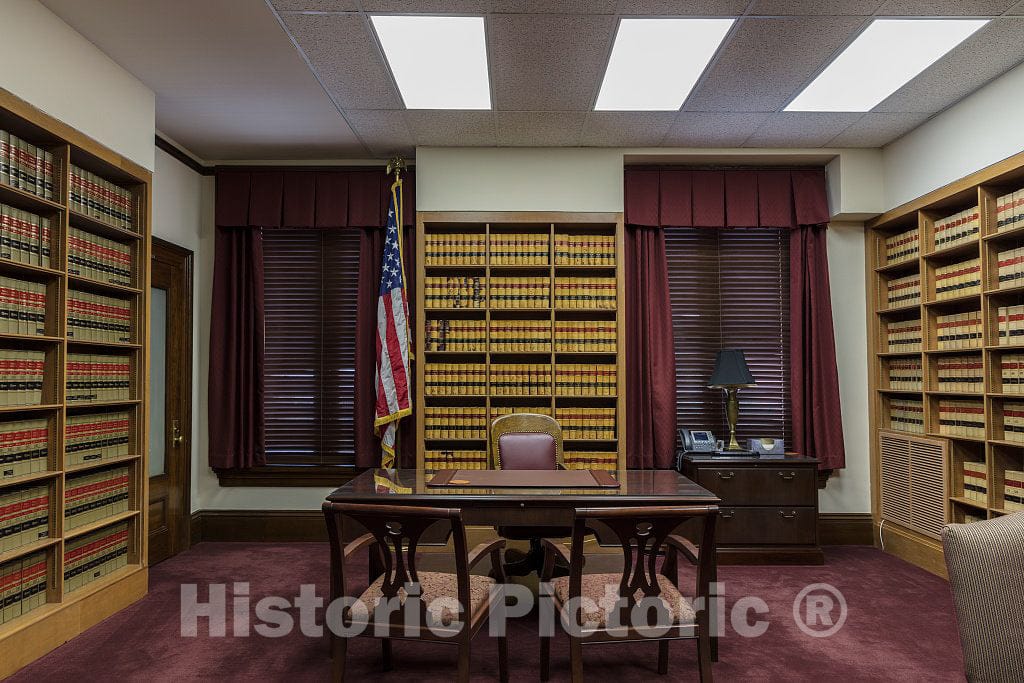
top-left (417, 216), bottom-right (625, 473)
top-left (0, 93), bottom-right (148, 651)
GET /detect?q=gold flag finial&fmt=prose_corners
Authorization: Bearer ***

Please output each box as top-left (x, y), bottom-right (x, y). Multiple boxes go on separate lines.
top-left (386, 156), bottom-right (407, 182)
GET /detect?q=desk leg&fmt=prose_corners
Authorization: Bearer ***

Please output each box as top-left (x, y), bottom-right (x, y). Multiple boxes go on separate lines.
top-left (711, 555), bottom-right (719, 663)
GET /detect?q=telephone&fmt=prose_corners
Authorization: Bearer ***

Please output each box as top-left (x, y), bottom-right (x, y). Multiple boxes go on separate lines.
top-left (679, 429), bottom-right (717, 453)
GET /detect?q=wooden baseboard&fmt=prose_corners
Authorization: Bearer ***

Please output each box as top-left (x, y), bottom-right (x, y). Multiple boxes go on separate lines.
top-left (819, 513), bottom-right (874, 545)
top-left (875, 521), bottom-right (948, 579)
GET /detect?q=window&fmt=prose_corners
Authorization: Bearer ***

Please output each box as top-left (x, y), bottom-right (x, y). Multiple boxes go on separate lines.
top-left (262, 229), bottom-right (361, 468)
top-left (665, 227), bottom-right (791, 446)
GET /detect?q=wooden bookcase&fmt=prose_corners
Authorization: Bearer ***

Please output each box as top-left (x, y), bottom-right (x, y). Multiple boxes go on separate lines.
top-left (0, 89), bottom-right (150, 676)
top-left (866, 150), bottom-right (1024, 576)
top-left (414, 212), bottom-right (626, 472)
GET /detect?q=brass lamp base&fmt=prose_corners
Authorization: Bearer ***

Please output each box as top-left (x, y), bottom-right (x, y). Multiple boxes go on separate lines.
top-left (724, 386), bottom-right (742, 450)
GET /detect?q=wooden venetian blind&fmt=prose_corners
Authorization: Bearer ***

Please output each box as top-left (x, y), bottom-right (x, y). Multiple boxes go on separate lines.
top-left (262, 229), bottom-right (360, 466)
top-left (665, 227), bottom-right (792, 446)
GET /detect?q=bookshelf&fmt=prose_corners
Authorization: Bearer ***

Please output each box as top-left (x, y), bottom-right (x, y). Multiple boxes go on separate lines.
top-left (415, 212), bottom-right (626, 472)
top-left (867, 150), bottom-right (1024, 575)
top-left (0, 89), bottom-right (149, 677)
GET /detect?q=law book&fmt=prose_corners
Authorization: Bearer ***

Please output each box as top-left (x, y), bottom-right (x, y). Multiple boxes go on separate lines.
top-left (887, 357), bottom-right (923, 391)
top-left (1003, 402), bottom-right (1024, 444)
top-left (889, 398), bottom-right (924, 433)
top-left (962, 461), bottom-right (987, 501)
top-left (884, 228), bottom-right (920, 264)
top-left (936, 355), bottom-right (983, 393)
top-left (1003, 469), bottom-right (1024, 511)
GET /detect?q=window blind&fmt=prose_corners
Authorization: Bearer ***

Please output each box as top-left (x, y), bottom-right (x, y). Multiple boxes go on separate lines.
top-left (262, 229), bottom-right (360, 466)
top-left (665, 227), bottom-right (791, 446)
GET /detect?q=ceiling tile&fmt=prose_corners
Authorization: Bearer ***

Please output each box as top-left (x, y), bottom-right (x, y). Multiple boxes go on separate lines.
top-left (493, 0), bottom-right (618, 12)
top-left (281, 13), bottom-right (403, 109)
top-left (874, 18), bottom-right (1024, 113)
top-left (685, 16), bottom-right (868, 112)
top-left (361, 0), bottom-right (490, 11)
top-left (615, 0), bottom-right (749, 13)
top-left (344, 110), bottom-right (414, 156)
top-left (747, 0), bottom-right (882, 15)
top-left (874, 0), bottom-right (1016, 14)
top-left (743, 112), bottom-right (865, 147)
top-left (489, 14), bottom-right (615, 111)
top-left (495, 112), bottom-right (585, 146)
top-left (663, 112), bottom-right (773, 147)
top-left (405, 111), bottom-right (497, 146)
top-left (1008, 0), bottom-right (1024, 14)
top-left (270, 0), bottom-right (358, 11)
top-left (580, 112), bottom-right (676, 146)
top-left (826, 112), bottom-right (931, 147)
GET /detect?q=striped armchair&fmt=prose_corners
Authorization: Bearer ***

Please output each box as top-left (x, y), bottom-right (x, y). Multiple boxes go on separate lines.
top-left (941, 513), bottom-right (1024, 682)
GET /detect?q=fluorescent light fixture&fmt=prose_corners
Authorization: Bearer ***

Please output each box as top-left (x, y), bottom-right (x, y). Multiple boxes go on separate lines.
top-left (786, 18), bottom-right (988, 112)
top-left (595, 18), bottom-right (734, 111)
top-left (371, 15), bottom-right (491, 110)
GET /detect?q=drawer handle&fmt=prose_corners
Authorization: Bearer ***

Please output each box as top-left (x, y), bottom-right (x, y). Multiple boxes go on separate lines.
top-left (716, 471), bottom-right (735, 480)
top-left (778, 471), bottom-right (797, 481)
top-left (721, 510), bottom-right (734, 519)
top-left (779, 510), bottom-right (798, 519)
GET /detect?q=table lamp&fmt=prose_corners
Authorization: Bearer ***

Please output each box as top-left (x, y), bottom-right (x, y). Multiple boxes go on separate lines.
top-left (708, 349), bottom-right (756, 451)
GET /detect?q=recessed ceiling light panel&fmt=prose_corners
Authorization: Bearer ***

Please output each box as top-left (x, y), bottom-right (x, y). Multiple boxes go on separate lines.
top-left (595, 18), bottom-right (735, 111)
top-left (371, 15), bottom-right (491, 110)
top-left (785, 18), bottom-right (989, 112)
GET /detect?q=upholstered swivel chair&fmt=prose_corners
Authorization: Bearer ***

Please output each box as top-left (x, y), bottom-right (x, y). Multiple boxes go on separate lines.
top-left (490, 413), bottom-right (571, 575)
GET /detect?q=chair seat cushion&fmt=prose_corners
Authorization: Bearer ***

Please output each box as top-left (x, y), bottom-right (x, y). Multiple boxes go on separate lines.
top-left (551, 573), bottom-right (695, 628)
top-left (351, 572), bottom-right (496, 627)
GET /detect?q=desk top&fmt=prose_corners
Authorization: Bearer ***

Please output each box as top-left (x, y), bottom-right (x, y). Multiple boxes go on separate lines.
top-left (327, 469), bottom-right (718, 506)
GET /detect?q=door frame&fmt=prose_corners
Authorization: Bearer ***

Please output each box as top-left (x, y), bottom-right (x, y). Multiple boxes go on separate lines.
top-left (151, 236), bottom-right (194, 558)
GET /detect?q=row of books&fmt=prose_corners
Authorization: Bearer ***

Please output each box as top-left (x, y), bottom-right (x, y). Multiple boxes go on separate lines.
top-left (887, 357), bottom-right (922, 391)
top-left (886, 273), bottom-right (921, 308)
top-left (64, 464), bottom-right (129, 530)
top-left (1001, 403), bottom-right (1024, 444)
top-left (490, 234), bottom-right (549, 265)
top-left (995, 188), bottom-right (1024, 234)
top-left (938, 399), bottom-right (985, 439)
top-left (490, 320), bottom-right (551, 352)
top-left (424, 450), bottom-right (487, 470)
top-left (936, 311), bottom-right (983, 350)
top-left (996, 247), bottom-right (1024, 290)
top-left (490, 277), bottom-right (550, 308)
top-left (0, 418), bottom-right (48, 479)
top-left (66, 353), bottom-right (131, 403)
top-left (0, 552), bottom-right (47, 625)
top-left (0, 276), bottom-right (46, 336)
top-left (554, 320), bottom-right (617, 352)
top-left (490, 405), bottom-right (552, 421)
top-left (932, 206), bottom-right (979, 251)
top-left (424, 276), bottom-right (486, 309)
top-left (564, 450), bottom-right (617, 471)
top-left (555, 364), bottom-right (617, 396)
top-left (934, 258), bottom-right (981, 300)
top-left (64, 521), bottom-right (129, 594)
top-left (962, 461), bottom-right (987, 502)
top-left (1004, 470), bottom-right (1024, 511)
top-left (67, 290), bottom-right (132, 344)
top-left (555, 235), bottom-right (615, 266)
top-left (424, 233), bottom-right (486, 265)
top-left (423, 363), bottom-right (486, 396)
top-left (68, 227), bottom-right (133, 287)
top-left (65, 411), bottom-right (131, 467)
top-left (886, 319), bottom-right (922, 353)
top-left (883, 228), bottom-right (919, 265)
top-left (0, 349), bottom-right (45, 406)
top-left (0, 202), bottom-right (52, 268)
top-left (999, 353), bottom-right (1024, 393)
top-left (997, 305), bottom-right (1024, 345)
top-left (554, 278), bottom-right (616, 310)
top-left (423, 407), bottom-right (487, 441)
top-left (0, 130), bottom-right (54, 200)
top-left (69, 164), bottom-right (134, 231)
top-left (425, 319), bottom-right (486, 353)
top-left (962, 512), bottom-right (986, 523)
top-left (555, 407), bottom-right (616, 440)
top-left (889, 398), bottom-right (924, 433)
top-left (0, 482), bottom-right (49, 553)
top-left (937, 355), bottom-right (983, 393)
top-left (490, 364), bottom-right (552, 396)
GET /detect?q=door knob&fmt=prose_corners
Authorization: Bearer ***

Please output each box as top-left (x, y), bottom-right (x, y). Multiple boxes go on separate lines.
top-left (172, 420), bottom-right (184, 446)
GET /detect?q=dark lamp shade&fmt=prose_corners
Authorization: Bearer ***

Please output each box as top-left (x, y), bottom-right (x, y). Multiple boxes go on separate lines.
top-left (708, 349), bottom-right (756, 387)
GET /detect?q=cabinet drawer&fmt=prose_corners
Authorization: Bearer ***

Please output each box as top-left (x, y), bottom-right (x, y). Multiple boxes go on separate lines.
top-left (693, 466), bottom-right (816, 506)
top-left (716, 507), bottom-right (817, 546)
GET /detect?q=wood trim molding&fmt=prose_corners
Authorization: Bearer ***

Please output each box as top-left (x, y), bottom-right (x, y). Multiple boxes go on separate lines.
top-left (819, 513), bottom-right (874, 545)
top-left (155, 135), bottom-right (212, 176)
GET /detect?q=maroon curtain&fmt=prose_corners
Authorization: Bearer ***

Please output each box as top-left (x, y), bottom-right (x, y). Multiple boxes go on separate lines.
top-left (624, 226), bottom-right (677, 469)
top-left (624, 168), bottom-right (844, 470)
top-left (211, 168), bottom-right (415, 470)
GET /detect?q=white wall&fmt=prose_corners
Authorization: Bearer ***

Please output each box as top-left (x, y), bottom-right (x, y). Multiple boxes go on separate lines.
top-left (0, 0), bottom-right (155, 170)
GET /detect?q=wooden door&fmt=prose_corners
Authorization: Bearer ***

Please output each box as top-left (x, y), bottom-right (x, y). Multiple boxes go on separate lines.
top-left (148, 238), bottom-right (193, 564)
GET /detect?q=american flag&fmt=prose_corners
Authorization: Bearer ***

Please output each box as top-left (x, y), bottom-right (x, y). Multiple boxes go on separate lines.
top-left (374, 178), bottom-right (412, 468)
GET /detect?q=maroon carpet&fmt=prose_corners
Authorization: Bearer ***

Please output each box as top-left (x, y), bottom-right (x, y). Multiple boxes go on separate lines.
top-left (9, 544), bottom-right (963, 681)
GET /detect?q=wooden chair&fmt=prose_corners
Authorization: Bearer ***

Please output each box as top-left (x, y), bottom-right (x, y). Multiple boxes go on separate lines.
top-left (322, 502), bottom-right (508, 683)
top-left (490, 413), bottom-right (571, 575)
top-left (540, 505), bottom-right (719, 683)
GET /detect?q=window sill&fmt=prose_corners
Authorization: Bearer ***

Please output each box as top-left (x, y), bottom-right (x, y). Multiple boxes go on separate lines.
top-left (215, 465), bottom-right (364, 487)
